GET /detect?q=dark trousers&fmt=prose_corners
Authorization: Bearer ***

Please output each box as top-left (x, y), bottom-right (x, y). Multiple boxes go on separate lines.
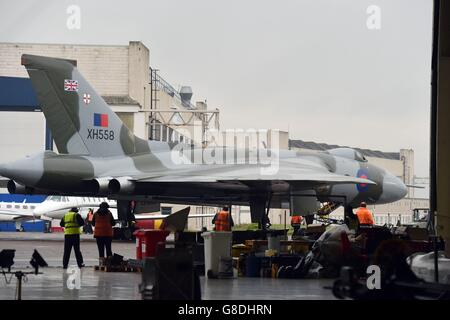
top-left (63, 234), bottom-right (84, 268)
top-left (83, 223), bottom-right (93, 234)
top-left (96, 237), bottom-right (113, 258)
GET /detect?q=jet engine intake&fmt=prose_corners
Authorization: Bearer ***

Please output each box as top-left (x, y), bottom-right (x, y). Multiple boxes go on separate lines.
top-left (108, 177), bottom-right (135, 194)
top-left (84, 177), bottom-right (112, 195)
top-left (7, 180), bottom-right (34, 194)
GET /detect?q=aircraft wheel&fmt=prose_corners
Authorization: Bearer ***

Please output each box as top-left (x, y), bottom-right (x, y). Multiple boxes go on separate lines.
top-left (332, 280), bottom-right (346, 299)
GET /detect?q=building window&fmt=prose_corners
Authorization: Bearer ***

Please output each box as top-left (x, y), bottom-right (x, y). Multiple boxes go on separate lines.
top-left (161, 206), bottom-right (172, 215)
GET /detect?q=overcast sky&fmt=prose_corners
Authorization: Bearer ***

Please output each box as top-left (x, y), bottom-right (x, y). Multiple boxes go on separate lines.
top-left (0, 0), bottom-right (433, 176)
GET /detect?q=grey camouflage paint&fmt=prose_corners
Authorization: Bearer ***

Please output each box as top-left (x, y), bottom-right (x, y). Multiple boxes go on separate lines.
top-left (0, 54), bottom-right (407, 221)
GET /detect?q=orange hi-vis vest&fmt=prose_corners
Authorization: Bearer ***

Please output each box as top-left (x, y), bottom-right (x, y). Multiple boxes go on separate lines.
top-left (215, 211), bottom-right (231, 231)
top-left (94, 213), bottom-right (113, 237)
top-left (291, 215), bottom-right (303, 225)
top-left (356, 207), bottom-right (375, 225)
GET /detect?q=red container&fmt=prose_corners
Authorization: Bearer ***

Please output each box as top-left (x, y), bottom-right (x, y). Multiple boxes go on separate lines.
top-left (133, 230), bottom-right (145, 260)
top-left (50, 227), bottom-right (64, 233)
top-left (135, 219), bottom-right (155, 230)
top-left (133, 229), bottom-right (170, 259)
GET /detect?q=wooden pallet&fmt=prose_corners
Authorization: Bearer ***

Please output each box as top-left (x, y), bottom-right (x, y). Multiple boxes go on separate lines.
top-left (94, 265), bottom-right (141, 272)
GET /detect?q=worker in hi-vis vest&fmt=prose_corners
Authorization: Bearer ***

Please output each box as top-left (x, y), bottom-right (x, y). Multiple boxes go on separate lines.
top-left (60, 207), bottom-right (85, 269)
top-left (212, 207), bottom-right (234, 231)
top-left (291, 215), bottom-right (303, 235)
top-left (92, 202), bottom-right (115, 266)
top-left (355, 202), bottom-right (375, 226)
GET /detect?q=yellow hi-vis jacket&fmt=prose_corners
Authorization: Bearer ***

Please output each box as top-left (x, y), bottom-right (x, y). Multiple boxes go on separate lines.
top-left (63, 211), bottom-right (81, 235)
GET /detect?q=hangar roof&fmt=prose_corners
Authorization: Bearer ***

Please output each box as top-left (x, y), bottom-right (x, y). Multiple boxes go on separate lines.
top-left (289, 139), bottom-right (400, 160)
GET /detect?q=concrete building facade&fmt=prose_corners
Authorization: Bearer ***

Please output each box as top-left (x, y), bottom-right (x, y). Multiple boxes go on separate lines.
top-left (0, 41), bottom-right (147, 163)
top-left (0, 41), bottom-right (220, 163)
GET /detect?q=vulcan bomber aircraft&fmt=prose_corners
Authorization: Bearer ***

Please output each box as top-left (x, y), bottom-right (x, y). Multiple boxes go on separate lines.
top-left (0, 54), bottom-right (407, 228)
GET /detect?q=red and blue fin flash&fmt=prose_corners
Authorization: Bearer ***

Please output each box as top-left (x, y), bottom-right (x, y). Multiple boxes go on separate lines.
top-left (93, 113), bottom-right (108, 127)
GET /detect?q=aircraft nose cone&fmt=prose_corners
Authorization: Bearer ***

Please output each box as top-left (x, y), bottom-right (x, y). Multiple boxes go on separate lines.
top-left (0, 162), bottom-right (23, 182)
top-left (379, 173), bottom-right (407, 203)
top-left (0, 153), bottom-right (44, 184)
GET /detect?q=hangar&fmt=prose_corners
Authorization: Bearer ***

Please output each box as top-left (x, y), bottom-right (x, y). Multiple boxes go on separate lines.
top-left (0, 6), bottom-right (447, 301)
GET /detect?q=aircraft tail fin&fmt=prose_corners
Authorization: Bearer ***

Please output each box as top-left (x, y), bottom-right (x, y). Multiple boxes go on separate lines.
top-left (21, 54), bottom-right (149, 157)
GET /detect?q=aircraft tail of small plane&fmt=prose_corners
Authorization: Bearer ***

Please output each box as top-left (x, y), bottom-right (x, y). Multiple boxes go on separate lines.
top-left (21, 54), bottom-right (150, 157)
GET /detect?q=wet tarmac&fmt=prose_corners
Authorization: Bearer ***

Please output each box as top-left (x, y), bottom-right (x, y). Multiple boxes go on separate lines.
top-left (0, 232), bottom-right (336, 300)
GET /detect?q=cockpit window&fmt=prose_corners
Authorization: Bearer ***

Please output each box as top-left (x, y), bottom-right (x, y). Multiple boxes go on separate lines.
top-left (355, 151), bottom-right (367, 162)
top-left (328, 147), bottom-right (368, 162)
top-left (48, 195), bottom-right (61, 202)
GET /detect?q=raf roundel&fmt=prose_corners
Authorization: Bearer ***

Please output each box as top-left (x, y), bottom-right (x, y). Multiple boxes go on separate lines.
top-left (356, 168), bottom-right (370, 192)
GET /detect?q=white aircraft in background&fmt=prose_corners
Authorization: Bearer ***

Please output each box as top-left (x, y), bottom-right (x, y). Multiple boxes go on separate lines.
top-left (33, 195), bottom-right (117, 220)
top-left (33, 195), bottom-right (215, 221)
top-left (0, 195), bottom-right (43, 222)
top-left (0, 199), bottom-right (40, 221)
